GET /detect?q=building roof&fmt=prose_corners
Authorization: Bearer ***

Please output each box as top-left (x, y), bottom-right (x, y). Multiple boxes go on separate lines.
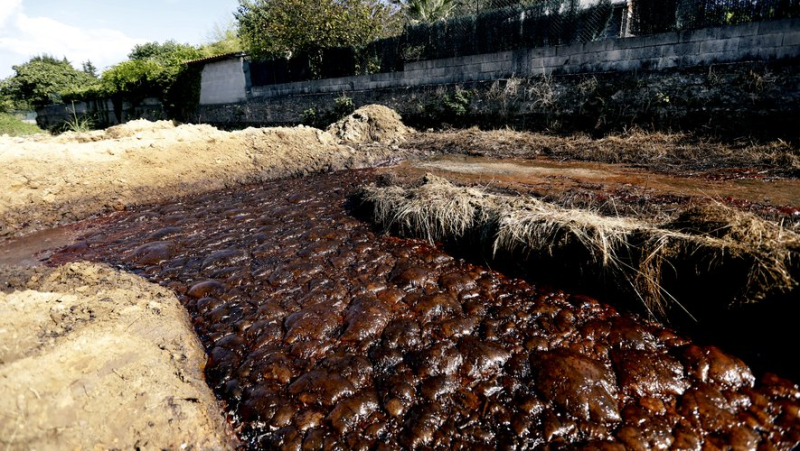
top-left (183, 52), bottom-right (247, 66)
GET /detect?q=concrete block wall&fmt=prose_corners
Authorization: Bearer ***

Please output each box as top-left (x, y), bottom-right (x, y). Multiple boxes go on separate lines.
top-left (247, 18), bottom-right (800, 101)
top-left (36, 97), bottom-right (165, 130)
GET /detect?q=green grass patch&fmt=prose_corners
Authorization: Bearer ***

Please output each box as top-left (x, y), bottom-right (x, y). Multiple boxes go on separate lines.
top-left (0, 113), bottom-right (44, 136)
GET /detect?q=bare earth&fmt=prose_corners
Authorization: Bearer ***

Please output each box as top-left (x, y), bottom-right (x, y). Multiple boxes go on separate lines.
top-left (0, 262), bottom-right (234, 449)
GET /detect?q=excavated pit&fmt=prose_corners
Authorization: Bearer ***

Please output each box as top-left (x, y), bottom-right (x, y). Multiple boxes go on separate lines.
top-left (48, 170), bottom-right (800, 450)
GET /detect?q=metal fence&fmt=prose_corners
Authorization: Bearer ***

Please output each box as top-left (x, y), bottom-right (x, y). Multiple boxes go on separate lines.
top-left (249, 0), bottom-right (800, 87)
top-left (633, 0), bottom-right (800, 35)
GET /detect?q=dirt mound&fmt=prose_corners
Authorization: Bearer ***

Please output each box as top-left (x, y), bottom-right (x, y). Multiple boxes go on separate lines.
top-left (327, 104), bottom-right (413, 146)
top-left (104, 118), bottom-right (177, 139)
top-left (0, 262), bottom-right (234, 449)
top-left (359, 174), bottom-right (800, 317)
top-left (0, 121), bottom-right (401, 238)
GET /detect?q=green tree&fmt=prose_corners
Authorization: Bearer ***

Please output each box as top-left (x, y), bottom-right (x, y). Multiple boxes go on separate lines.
top-left (99, 59), bottom-right (165, 103)
top-left (128, 40), bottom-right (203, 67)
top-left (63, 41), bottom-right (204, 123)
top-left (82, 60), bottom-right (98, 78)
top-left (2, 55), bottom-right (95, 107)
top-left (398, 0), bottom-right (457, 22)
top-left (236, 0), bottom-right (395, 60)
top-left (200, 21), bottom-right (245, 57)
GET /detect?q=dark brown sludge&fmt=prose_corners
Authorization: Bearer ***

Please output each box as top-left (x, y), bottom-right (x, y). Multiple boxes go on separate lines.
top-left (51, 171), bottom-right (800, 449)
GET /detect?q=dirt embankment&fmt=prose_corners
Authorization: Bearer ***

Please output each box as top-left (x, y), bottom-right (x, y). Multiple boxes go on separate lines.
top-left (0, 262), bottom-right (235, 449)
top-left (0, 113), bottom-right (404, 239)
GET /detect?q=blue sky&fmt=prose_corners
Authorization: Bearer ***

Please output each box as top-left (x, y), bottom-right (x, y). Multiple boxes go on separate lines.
top-left (0, 0), bottom-right (240, 78)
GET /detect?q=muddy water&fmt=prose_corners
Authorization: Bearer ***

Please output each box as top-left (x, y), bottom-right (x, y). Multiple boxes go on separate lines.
top-left (405, 155), bottom-right (800, 212)
top-left (49, 170), bottom-right (800, 449)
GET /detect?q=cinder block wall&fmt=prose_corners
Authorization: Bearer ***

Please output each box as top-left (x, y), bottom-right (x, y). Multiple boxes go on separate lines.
top-left (36, 97), bottom-right (165, 130)
top-left (246, 18), bottom-right (800, 100)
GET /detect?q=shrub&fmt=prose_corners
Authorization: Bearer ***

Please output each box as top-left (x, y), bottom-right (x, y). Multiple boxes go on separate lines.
top-left (0, 112), bottom-right (43, 136)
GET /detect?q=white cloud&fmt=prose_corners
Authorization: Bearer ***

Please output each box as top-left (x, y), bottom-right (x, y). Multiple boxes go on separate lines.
top-left (0, 0), bottom-right (22, 26)
top-left (0, 1), bottom-right (144, 76)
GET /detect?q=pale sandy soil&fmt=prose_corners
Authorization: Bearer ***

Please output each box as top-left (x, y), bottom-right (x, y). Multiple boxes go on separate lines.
top-left (0, 263), bottom-right (235, 449)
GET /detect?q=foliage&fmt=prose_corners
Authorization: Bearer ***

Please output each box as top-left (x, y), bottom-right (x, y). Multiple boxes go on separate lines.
top-left (0, 78), bottom-right (20, 112)
top-left (334, 94), bottom-right (355, 118)
top-left (200, 21), bottom-right (245, 57)
top-left (129, 40), bottom-right (203, 66)
top-left (2, 55), bottom-right (96, 107)
top-left (299, 95), bottom-right (357, 128)
top-left (400, 0), bottom-right (458, 23)
top-left (633, 0), bottom-right (800, 34)
top-left (61, 40), bottom-right (204, 123)
top-left (442, 87), bottom-right (471, 116)
top-left (301, 107), bottom-right (317, 126)
top-left (82, 61), bottom-right (98, 78)
top-left (99, 59), bottom-right (166, 103)
top-left (163, 64), bottom-right (203, 122)
top-left (0, 112), bottom-right (43, 136)
top-left (236, 0), bottom-right (396, 60)
top-left (248, 0), bottom-right (613, 86)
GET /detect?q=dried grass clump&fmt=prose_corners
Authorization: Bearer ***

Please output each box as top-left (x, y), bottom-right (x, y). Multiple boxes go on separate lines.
top-left (359, 175), bottom-right (800, 318)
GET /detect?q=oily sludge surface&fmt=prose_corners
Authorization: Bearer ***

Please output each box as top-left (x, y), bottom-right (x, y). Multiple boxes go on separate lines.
top-left (52, 170), bottom-right (800, 450)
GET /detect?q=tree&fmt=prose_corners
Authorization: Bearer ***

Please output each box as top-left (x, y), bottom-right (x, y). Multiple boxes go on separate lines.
top-left (200, 21), bottom-right (245, 57)
top-left (398, 0), bottom-right (457, 22)
top-left (128, 40), bottom-right (203, 67)
top-left (236, 0), bottom-right (396, 60)
top-left (82, 60), bottom-right (98, 78)
top-left (3, 55), bottom-right (95, 107)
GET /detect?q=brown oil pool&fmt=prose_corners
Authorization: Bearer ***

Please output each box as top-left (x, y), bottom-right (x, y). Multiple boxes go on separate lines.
top-left (48, 170), bottom-right (800, 449)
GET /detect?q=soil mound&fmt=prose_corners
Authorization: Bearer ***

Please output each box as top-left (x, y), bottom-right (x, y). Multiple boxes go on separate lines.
top-left (327, 104), bottom-right (412, 146)
top-left (104, 119), bottom-right (177, 139)
top-left (0, 262), bottom-right (234, 449)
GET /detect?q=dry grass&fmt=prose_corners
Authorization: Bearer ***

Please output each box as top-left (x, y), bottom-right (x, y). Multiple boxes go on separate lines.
top-left (407, 127), bottom-right (800, 175)
top-left (359, 174), bottom-right (800, 318)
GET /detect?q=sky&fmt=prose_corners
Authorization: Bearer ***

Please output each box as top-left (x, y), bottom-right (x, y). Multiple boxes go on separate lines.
top-left (0, 0), bottom-right (240, 79)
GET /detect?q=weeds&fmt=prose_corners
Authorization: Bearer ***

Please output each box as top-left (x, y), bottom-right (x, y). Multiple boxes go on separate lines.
top-left (64, 101), bottom-right (93, 133)
top-left (301, 108), bottom-right (317, 126)
top-left (442, 87), bottom-right (471, 117)
top-left (334, 94), bottom-right (355, 118)
top-left (0, 112), bottom-right (43, 136)
top-left (526, 73), bottom-right (557, 109)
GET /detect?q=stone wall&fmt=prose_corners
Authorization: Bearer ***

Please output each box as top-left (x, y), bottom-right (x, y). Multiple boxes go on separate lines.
top-left (245, 18), bottom-right (799, 99)
top-left (195, 18), bottom-right (799, 139)
top-left (198, 61), bottom-right (799, 140)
